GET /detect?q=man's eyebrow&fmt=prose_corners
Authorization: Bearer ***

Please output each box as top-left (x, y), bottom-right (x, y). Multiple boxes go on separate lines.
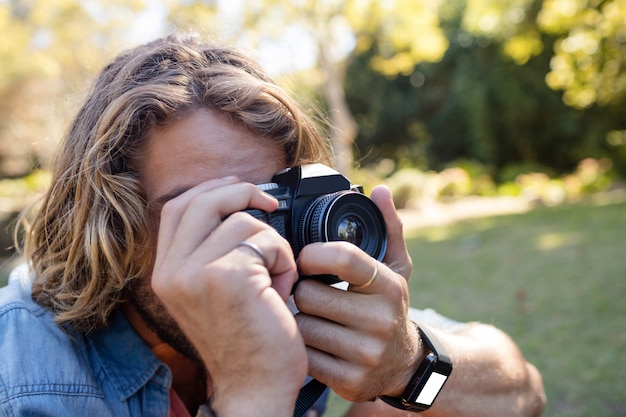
top-left (150, 187), bottom-right (190, 208)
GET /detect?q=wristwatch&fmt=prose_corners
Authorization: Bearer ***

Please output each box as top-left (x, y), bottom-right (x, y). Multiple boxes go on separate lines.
top-left (380, 323), bottom-right (452, 412)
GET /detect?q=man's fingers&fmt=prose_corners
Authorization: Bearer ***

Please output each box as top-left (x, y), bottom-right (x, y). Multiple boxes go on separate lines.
top-left (297, 242), bottom-right (388, 294)
top-left (370, 185), bottom-right (412, 280)
top-left (156, 181), bottom-right (278, 264)
top-left (223, 227), bottom-right (298, 301)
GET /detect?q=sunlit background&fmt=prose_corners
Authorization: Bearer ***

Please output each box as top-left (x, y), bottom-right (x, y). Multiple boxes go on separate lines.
top-left (1, 1), bottom-right (625, 416)
top-left (2, 0), bottom-right (625, 180)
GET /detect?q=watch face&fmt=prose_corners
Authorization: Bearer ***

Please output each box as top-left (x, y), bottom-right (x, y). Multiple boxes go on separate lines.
top-left (415, 372), bottom-right (448, 406)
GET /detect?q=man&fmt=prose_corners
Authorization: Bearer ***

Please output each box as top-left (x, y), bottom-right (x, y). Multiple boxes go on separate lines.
top-left (0, 35), bottom-right (545, 417)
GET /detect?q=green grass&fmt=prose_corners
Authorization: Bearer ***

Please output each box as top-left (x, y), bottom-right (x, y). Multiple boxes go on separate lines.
top-left (327, 195), bottom-right (626, 417)
top-left (2, 196), bottom-right (625, 416)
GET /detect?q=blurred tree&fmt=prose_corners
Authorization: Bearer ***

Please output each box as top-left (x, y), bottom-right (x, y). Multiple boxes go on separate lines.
top-left (2, 0), bottom-right (624, 180)
top-left (345, 0), bottom-right (626, 177)
top-left (539, 0), bottom-right (626, 109)
top-left (166, 0), bottom-right (448, 174)
top-left (461, 0), bottom-right (626, 109)
top-left (460, 0), bottom-right (545, 65)
top-left (0, 0), bottom-right (148, 178)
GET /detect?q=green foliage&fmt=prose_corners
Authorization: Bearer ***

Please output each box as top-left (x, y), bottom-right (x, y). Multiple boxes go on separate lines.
top-left (539, 0), bottom-right (626, 109)
top-left (3, 0), bottom-right (626, 180)
top-left (383, 168), bottom-right (434, 209)
top-left (499, 161), bottom-right (557, 183)
top-left (499, 158), bottom-right (616, 206)
top-left (345, 0), bottom-right (626, 179)
top-left (373, 157), bottom-right (616, 209)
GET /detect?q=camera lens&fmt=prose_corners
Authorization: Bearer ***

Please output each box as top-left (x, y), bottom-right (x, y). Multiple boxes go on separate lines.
top-left (337, 215), bottom-right (364, 246)
top-left (300, 191), bottom-right (387, 260)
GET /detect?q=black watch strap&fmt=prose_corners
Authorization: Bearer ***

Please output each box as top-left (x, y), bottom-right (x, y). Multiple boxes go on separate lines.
top-left (380, 323), bottom-right (452, 412)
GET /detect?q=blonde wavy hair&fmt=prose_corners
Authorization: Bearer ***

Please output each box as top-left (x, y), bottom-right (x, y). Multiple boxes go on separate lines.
top-left (20, 34), bottom-right (333, 333)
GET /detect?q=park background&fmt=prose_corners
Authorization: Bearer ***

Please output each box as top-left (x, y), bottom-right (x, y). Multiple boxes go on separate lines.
top-left (0, 1), bottom-right (625, 416)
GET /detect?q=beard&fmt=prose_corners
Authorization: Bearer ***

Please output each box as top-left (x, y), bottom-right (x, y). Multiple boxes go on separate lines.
top-left (127, 276), bottom-right (203, 364)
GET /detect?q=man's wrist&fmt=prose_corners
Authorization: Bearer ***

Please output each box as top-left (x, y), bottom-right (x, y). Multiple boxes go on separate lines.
top-left (385, 319), bottom-right (427, 398)
top-left (380, 323), bottom-right (453, 412)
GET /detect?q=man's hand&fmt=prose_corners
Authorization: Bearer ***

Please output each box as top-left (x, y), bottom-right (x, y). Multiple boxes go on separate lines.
top-left (293, 185), bottom-right (421, 401)
top-left (150, 177), bottom-right (307, 417)
top-left (296, 185), bottom-right (547, 417)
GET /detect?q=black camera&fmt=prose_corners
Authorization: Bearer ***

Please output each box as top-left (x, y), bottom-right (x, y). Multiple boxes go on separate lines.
top-left (245, 164), bottom-right (387, 285)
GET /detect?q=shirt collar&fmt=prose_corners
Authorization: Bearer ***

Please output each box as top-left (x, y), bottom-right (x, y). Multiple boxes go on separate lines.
top-left (87, 311), bottom-right (171, 401)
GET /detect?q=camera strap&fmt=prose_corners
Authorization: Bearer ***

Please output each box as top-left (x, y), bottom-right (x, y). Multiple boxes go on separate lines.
top-left (292, 378), bottom-right (327, 417)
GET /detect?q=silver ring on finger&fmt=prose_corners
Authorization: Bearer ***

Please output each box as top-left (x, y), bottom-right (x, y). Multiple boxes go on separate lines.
top-left (236, 240), bottom-right (267, 267)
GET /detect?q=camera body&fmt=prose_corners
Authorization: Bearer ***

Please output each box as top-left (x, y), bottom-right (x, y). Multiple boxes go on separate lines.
top-left (245, 164), bottom-right (387, 285)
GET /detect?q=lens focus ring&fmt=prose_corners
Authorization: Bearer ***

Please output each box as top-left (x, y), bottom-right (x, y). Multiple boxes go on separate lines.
top-left (299, 191), bottom-right (387, 260)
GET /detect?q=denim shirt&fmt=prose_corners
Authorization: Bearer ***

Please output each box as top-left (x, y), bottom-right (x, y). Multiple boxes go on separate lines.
top-left (0, 265), bottom-right (172, 417)
top-left (0, 265), bottom-right (330, 417)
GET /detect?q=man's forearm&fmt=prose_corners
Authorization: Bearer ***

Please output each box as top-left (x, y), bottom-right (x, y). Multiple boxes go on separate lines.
top-left (344, 323), bottom-right (546, 417)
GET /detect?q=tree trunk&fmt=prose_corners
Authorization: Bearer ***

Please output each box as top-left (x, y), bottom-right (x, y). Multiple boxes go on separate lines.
top-left (317, 43), bottom-right (358, 176)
